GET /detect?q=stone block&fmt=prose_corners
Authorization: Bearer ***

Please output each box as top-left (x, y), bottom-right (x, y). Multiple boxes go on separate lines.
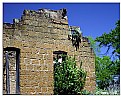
top-left (47, 81), bottom-right (53, 87)
top-left (35, 86), bottom-right (42, 94)
top-left (36, 42), bottom-right (44, 48)
top-left (20, 52), bottom-right (26, 58)
top-left (13, 41), bottom-right (22, 48)
top-left (43, 64), bottom-right (48, 71)
top-left (33, 65), bottom-right (43, 71)
top-left (45, 60), bottom-right (53, 65)
top-left (41, 87), bottom-right (47, 93)
top-left (42, 81), bottom-right (48, 87)
top-left (48, 76), bottom-right (54, 82)
top-left (28, 31), bottom-right (36, 37)
top-left (25, 87), bottom-right (36, 94)
top-left (43, 43), bottom-right (53, 49)
top-left (24, 58), bottom-right (30, 64)
top-left (47, 64), bottom-right (53, 71)
top-left (22, 41), bottom-right (30, 47)
top-left (20, 75), bottom-right (29, 81)
top-left (44, 54), bottom-right (53, 60)
top-left (20, 64), bottom-right (26, 70)
top-left (20, 87), bottom-right (27, 94)
top-left (47, 87), bottom-right (53, 94)
top-left (20, 70), bottom-right (31, 75)
top-left (39, 49), bottom-right (47, 54)
top-left (21, 47), bottom-right (32, 53)
top-left (26, 64), bottom-right (33, 70)
top-left (39, 59), bottom-right (44, 64)
top-left (29, 53), bottom-right (39, 59)
top-left (27, 75), bottom-right (35, 80)
top-left (31, 81), bottom-right (39, 87)
top-left (31, 59), bottom-right (39, 64)
top-left (28, 41), bottom-right (37, 48)
top-left (30, 71), bottom-right (40, 76)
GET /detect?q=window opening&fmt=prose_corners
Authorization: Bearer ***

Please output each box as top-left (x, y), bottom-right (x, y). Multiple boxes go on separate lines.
top-left (3, 47), bottom-right (20, 94)
top-left (53, 51), bottom-right (67, 64)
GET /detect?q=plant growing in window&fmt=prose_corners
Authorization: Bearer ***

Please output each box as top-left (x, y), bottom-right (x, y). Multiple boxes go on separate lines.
top-left (54, 56), bottom-right (86, 95)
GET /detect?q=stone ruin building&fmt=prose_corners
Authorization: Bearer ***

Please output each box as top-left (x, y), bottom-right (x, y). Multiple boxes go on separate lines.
top-left (3, 8), bottom-right (96, 95)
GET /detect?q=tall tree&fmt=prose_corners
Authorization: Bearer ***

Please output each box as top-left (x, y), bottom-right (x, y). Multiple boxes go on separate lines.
top-left (95, 56), bottom-right (119, 89)
top-left (95, 20), bottom-right (120, 58)
top-left (88, 33), bottom-right (120, 90)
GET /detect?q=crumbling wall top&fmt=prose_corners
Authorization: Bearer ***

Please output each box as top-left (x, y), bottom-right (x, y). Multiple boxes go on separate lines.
top-left (23, 8), bottom-right (68, 20)
top-left (3, 23), bottom-right (14, 29)
top-left (69, 26), bottom-right (81, 31)
top-left (3, 8), bottom-right (69, 29)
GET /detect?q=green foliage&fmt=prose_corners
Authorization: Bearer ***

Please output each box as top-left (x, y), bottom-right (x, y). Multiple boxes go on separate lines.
top-left (88, 33), bottom-right (120, 90)
top-left (81, 90), bottom-right (92, 95)
top-left (110, 59), bottom-right (120, 75)
top-left (94, 86), bottom-right (120, 95)
top-left (88, 36), bottom-right (100, 54)
top-left (94, 87), bottom-right (109, 95)
top-left (94, 20), bottom-right (120, 89)
top-left (95, 20), bottom-right (120, 57)
top-left (72, 29), bottom-right (81, 51)
top-left (95, 56), bottom-right (120, 89)
top-left (54, 56), bottom-right (86, 95)
top-left (96, 56), bottom-right (112, 89)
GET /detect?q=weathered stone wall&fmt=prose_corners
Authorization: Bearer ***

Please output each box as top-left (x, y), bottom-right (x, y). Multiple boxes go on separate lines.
top-left (3, 8), bottom-right (95, 95)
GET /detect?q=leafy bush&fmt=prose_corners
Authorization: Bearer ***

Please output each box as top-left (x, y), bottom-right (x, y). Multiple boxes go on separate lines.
top-left (54, 56), bottom-right (86, 95)
top-left (94, 87), bottom-right (109, 95)
top-left (95, 56), bottom-right (120, 89)
top-left (81, 90), bottom-right (92, 95)
top-left (94, 86), bottom-right (120, 95)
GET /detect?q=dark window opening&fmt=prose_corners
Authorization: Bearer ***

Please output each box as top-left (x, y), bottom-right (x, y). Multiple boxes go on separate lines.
top-left (3, 47), bottom-right (20, 95)
top-left (53, 51), bottom-right (67, 64)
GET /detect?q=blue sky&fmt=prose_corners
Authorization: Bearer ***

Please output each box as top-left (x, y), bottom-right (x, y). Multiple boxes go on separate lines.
top-left (3, 3), bottom-right (120, 56)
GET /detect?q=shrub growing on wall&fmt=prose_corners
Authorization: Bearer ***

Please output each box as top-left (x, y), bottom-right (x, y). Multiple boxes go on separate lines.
top-left (54, 56), bottom-right (86, 95)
